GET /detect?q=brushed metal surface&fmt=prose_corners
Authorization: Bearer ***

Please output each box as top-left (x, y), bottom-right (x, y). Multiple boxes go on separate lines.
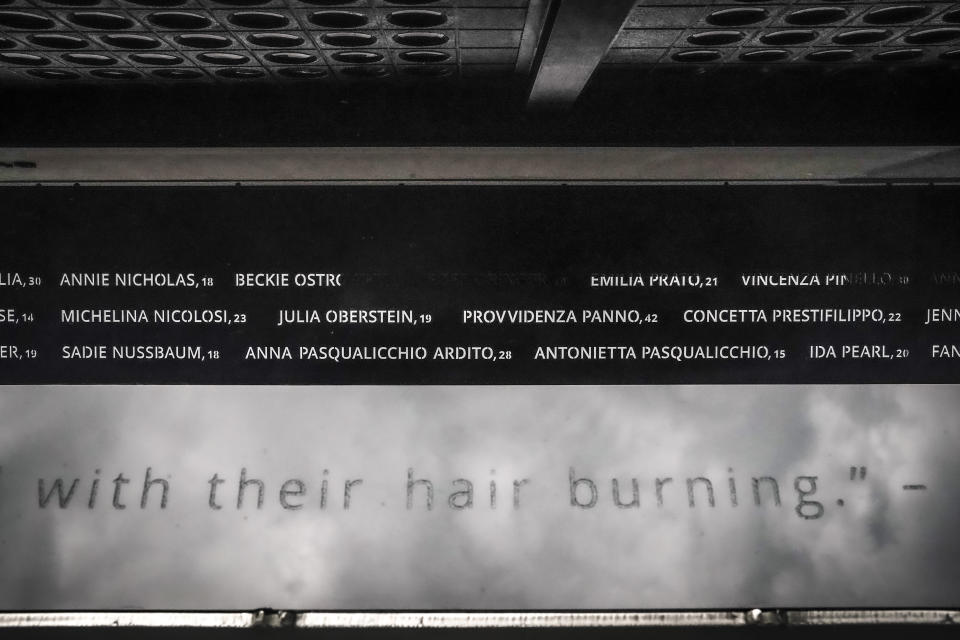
top-left (2, 608), bottom-right (957, 628)
top-left (1, 146), bottom-right (958, 183)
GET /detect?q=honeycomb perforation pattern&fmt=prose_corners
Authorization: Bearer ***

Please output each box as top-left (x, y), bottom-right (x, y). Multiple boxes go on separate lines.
top-left (0, 0), bottom-right (529, 82)
top-left (605, 1), bottom-right (960, 71)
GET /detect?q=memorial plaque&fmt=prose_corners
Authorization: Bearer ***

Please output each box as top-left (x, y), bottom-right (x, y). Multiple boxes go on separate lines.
top-left (0, 184), bottom-right (958, 612)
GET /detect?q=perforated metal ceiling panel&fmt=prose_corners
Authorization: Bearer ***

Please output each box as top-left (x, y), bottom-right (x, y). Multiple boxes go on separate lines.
top-left (0, 0), bottom-right (534, 83)
top-left (606, 2), bottom-right (960, 68)
top-left (1, 0), bottom-right (959, 104)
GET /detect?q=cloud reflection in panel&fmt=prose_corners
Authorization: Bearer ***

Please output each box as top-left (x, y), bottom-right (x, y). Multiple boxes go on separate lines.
top-left (0, 384), bottom-right (957, 609)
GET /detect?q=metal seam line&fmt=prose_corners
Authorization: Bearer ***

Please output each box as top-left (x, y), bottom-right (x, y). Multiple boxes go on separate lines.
top-left (0, 610), bottom-right (956, 628)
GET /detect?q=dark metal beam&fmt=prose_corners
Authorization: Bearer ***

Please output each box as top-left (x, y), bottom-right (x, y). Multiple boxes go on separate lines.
top-left (527, 0), bottom-right (637, 109)
top-left (514, 0), bottom-right (553, 77)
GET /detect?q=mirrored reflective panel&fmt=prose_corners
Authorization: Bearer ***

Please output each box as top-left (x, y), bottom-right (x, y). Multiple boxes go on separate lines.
top-left (832, 29), bottom-right (891, 46)
top-left (322, 32), bottom-right (377, 47)
top-left (806, 48), bottom-right (856, 62)
top-left (90, 68), bottom-right (141, 79)
top-left (0, 11), bottom-right (56, 29)
top-left (264, 51), bottom-right (316, 64)
top-left (862, 5), bottom-right (931, 25)
top-left (299, 0), bottom-right (362, 5)
top-left (904, 27), bottom-right (960, 45)
top-left (27, 68), bottom-right (80, 78)
top-left (197, 51), bottom-right (248, 65)
top-left (872, 48), bottom-right (924, 62)
top-left (175, 33), bottom-right (233, 49)
top-left (61, 52), bottom-right (116, 65)
top-left (331, 50), bottom-right (383, 63)
top-left (392, 31), bottom-right (448, 47)
top-left (739, 48), bottom-right (789, 62)
top-left (0, 52), bottom-right (50, 65)
top-left (672, 49), bottom-right (723, 62)
top-left (784, 7), bottom-right (849, 26)
top-left (0, 385), bottom-right (957, 609)
top-left (39, 0), bottom-right (102, 6)
top-left (687, 31), bottom-right (745, 46)
top-left (67, 11), bottom-right (135, 29)
top-left (100, 34), bottom-right (161, 49)
top-left (706, 8), bottom-right (768, 27)
top-left (151, 67), bottom-right (203, 78)
top-left (246, 33), bottom-right (304, 48)
top-left (386, 10), bottom-right (448, 28)
top-left (216, 66), bottom-right (264, 78)
top-left (148, 11), bottom-right (213, 29)
top-left (398, 49), bottom-right (450, 63)
top-left (228, 11), bottom-right (289, 29)
top-left (760, 30), bottom-right (817, 46)
top-left (131, 52), bottom-right (183, 65)
top-left (308, 10), bottom-right (367, 28)
top-left (124, 0), bottom-right (188, 6)
top-left (28, 34), bottom-right (89, 49)
top-left (276, 66), bottom-right (327, 78)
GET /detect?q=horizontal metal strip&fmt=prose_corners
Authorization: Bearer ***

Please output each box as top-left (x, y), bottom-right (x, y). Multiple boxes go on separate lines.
top-left (0, 609), bottom-right (956, 628)
top-left (0, 147), bottom-right (959, 183)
